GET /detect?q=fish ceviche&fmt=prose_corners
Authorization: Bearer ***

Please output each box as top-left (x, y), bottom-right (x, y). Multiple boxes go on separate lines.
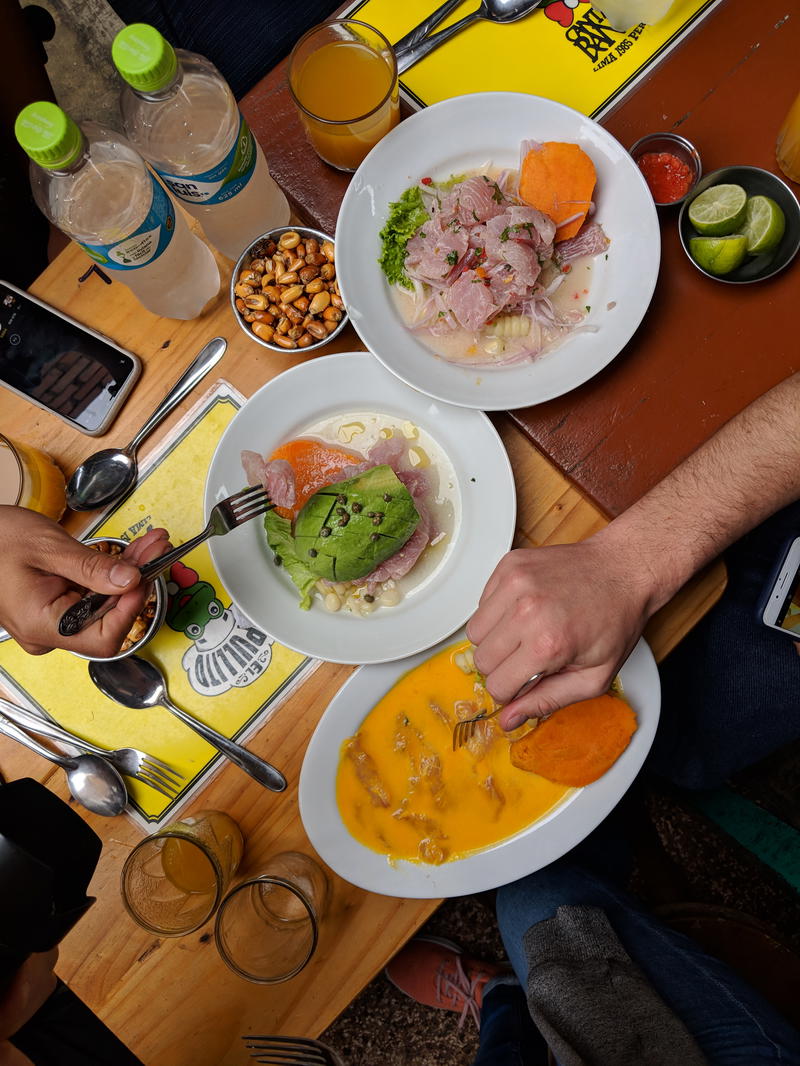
top-left (379, 140), bottom-right (611, 367)
top-left (241, 414), bottom-right (455, 615)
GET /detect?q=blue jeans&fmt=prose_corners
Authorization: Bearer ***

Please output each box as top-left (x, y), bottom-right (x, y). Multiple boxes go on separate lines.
top-left (474, 978), bottom-right (548, 1066)
top-left (490, 857), bottom-right (800, 1064)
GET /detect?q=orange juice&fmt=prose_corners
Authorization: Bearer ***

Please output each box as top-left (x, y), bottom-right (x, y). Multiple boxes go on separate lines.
top-left (777, 90), bottom-right (800, 183)
top-left (0, 434), bottom-right (66, 520)
top-left (289, 21), bottom-right (399, 172)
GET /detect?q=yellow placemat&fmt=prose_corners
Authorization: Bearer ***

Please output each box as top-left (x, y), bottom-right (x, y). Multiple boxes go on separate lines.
top-left (0, 381), bottom-right (313, 827)
top-left (346, 0), bottom-right (721, 118)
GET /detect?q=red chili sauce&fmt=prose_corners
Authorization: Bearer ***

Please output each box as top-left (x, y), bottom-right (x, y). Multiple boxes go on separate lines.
top-left (637, 151), bottom-right (693, 204)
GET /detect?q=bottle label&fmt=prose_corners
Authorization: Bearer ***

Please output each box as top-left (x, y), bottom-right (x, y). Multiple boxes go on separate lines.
top-left (155, 113), bottom-right (257, 206)
top-left (76, 174), bottom-right (175, 271)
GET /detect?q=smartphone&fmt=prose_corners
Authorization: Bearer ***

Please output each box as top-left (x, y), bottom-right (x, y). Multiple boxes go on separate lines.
top-left (760, 535), bottom-right (800, 640)
top-left (0, 280), bottom-right (141, 436)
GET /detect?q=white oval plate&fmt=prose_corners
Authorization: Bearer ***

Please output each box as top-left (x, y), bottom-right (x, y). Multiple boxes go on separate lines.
top-left (300, 631), bottom-right (660, 897)
top-left (204, 353), bottom-right (516, 665)
top-left (336, 91), bottom-right (660, 411)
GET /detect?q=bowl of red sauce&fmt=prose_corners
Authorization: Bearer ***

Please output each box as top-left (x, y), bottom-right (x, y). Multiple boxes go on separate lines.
top-left (629, 132), bottom-right (702, 207)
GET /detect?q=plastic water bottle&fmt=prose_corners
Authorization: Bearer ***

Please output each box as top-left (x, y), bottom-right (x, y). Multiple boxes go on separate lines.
top-left (14, 101), bottom-right (220, 320)
top-left (112, 23), bottom-right (290, 261)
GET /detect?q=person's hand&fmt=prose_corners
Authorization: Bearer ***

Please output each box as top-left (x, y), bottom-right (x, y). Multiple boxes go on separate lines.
top-left (466, 533), bottom-right (653, 730)
top-left (0, 506), bottom-right (170, 657)
top-left (0, 948), bottom-right (58, 1065)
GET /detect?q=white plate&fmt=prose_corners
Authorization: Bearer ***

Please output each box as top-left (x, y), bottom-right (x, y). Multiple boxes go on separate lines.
top-left (204, 353), bottom-right (515, 665)
top-left (336, 91), bottom-right (660, 411)
top-left (300, 632), bottom-right (660, 897)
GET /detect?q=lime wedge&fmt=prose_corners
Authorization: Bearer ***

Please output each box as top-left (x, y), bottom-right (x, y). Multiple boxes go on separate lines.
top-left (741, 195), bottom-right (785, 254)
top-left (687, 184), bottom-right (748, 236)
top-left (689, 235), bottom-right (748, 276)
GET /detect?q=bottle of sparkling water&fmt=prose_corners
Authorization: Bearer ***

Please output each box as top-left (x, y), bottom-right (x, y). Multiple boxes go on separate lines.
top-left (15, 101), bottom-right (220, 320)
top-left (112, 23), bottom-right (290, 261)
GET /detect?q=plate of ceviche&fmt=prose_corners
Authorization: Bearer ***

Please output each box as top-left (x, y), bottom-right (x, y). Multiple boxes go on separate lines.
top-left (299, 629), bottom-right (660, 898)
top-left (204, 353), bottom-right (516, 665)
top-left (336, 92), bottom-right (660, 411)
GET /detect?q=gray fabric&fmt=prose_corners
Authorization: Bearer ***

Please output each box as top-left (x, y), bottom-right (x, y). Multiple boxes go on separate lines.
top-left (523, 905), bottom-right (708, 1066)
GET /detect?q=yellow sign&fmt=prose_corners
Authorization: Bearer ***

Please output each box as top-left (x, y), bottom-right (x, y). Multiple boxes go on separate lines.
top-left (348, 0), bottom-right (719, 117)
top-left (0, 383), bottom-right (311, 825)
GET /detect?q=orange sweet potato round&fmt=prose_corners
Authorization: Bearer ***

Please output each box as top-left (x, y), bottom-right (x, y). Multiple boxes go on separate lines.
top-left (518, 142), bottom-right (597, 242)
top-left (509, 692), bottom-right (636, 786)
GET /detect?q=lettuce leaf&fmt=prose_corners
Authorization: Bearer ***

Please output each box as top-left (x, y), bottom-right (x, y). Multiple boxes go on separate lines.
top-left (378, 186), bottom-right (429, 290)
top-left (264, 510), bottom-right (317, 611)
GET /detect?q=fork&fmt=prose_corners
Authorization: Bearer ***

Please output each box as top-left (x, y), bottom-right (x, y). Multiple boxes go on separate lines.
top-left (0, 697), bottom-right (184, 798)
top-left (242, 1036), bottom-right (344, 1066)
top-left (452, 671), bottom-right (545, 750)
top-left (58, 485), bottom-right (274, 637)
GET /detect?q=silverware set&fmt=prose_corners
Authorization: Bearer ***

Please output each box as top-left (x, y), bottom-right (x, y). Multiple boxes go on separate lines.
top-left (243, 1035), bottom-right (344, 1066)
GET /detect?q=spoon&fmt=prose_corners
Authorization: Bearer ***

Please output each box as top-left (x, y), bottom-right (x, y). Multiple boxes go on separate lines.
top-left (395, 0), bottom-right (546, 74)
top-left (89, 656), bottom-right (288, 793)
top-left (66, 336), bottom-right (227, 511)
top-left (0, 712), bottom-right (128, 817)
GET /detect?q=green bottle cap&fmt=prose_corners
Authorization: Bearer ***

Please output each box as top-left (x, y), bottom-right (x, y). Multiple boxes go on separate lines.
top-left (14, 101), bottom-right (83, 169)
top-left (112, 23), bottom-right (178, 93)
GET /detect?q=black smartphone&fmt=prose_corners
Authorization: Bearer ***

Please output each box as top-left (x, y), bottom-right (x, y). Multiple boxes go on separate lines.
top-left (0, 280), bottom-right (141, 436)
top-left (759, 534), bottom-right (800, 640)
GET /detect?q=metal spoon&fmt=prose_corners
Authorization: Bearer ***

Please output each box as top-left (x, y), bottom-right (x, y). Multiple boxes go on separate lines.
top-left (66, 336), bottom-right (227, 512)
top-left (396, 0), bottom-right (546, 74)
top-left (89, 656), bottom-right (288, 793)
top-left (0, 712), bottom-right (127, 816)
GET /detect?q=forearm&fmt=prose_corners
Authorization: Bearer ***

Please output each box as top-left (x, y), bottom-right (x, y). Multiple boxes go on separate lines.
top-left (598, 371), bottom-right (800, 618)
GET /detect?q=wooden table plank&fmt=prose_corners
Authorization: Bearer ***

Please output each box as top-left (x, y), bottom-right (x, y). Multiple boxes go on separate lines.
top-left (0, 242), bottom-right (724, 1064)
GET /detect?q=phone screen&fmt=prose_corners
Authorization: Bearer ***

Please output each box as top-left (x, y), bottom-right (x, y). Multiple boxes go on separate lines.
top-left (775, 569), bottom-right (800, 635)
top-left (0, 283), bottom-right (136, 433)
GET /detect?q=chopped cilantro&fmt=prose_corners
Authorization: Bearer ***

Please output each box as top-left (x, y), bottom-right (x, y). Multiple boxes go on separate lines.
top-left (437, 310), bottom-right (446, 318)
top-left (585, 305), bottom-right (591, 312)
top-left (500, 226), bottom-right (511, 242)
top-left (491, 182), bottom-right (504, 205)
top-left (472, 209), bottom-right (480, 222)
top-left (378, 186), bottom-right (430, 289)
top-left (445, 250), bottom-right (459, 266)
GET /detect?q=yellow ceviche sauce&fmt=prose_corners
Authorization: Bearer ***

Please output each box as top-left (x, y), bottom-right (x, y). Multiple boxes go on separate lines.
top-left (336, 639), bottom-right (573, 865)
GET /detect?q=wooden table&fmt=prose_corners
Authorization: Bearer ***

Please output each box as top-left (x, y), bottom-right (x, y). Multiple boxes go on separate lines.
top-left (239, 0), bottom-right (800, 518)
top-left (0, 239), bottom-right (725, 1065)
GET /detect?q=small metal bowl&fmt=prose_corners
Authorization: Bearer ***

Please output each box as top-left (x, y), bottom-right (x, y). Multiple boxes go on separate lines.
top-left (72, 536), bottom-right (167, 662)
top-left (678, 165), bottom-right (800, 284)
top-left (629, 131), bottom-right (702, 207)
top-left (230, 225), bottom-right (348, 353)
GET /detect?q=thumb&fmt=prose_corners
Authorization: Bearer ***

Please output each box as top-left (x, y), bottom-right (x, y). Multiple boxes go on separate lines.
top-left (53, 540), bottom-right (141, 593)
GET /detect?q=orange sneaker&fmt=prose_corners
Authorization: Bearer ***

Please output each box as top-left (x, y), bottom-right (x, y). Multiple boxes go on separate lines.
top-left (384, 935), bottom-right (508, 1028)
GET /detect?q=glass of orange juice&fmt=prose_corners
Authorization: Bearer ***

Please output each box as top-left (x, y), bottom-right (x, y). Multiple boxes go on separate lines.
top-left (214, 851), bottom-right (329, 982)
top-left (0, 433), bottom-right (66, 521)
top-left (121, 810), bottom-right (243, 936)
top-left (288, 19), bottom-right (399, 172)
top-left (777, 89), bottom-right (800, 184)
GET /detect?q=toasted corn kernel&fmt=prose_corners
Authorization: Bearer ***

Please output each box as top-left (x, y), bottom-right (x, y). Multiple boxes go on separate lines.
top-left (278, 231), bottom-right (301, 249)
top-left (308, 291), bottom-right (331, 315)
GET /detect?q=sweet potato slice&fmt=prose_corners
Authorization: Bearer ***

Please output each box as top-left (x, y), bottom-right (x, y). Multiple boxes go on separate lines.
top-left (518, 142), bottom-right (597, 242)
top-left (268, 438), bottom-right (363, 518)
top-left (509, 693), bottom-right (636, 786)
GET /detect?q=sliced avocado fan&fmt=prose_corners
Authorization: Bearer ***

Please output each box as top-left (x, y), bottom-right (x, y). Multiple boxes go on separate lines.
top-left (293, 464), bottom-right (419, 583)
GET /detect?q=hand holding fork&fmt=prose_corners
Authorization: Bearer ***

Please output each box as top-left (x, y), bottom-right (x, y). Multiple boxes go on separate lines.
top-left (58, 485), bottom-right (273, 637)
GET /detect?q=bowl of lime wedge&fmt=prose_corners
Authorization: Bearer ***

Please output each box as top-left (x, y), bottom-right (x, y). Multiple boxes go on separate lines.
top-left (678, 165), bottom-right (800, 283)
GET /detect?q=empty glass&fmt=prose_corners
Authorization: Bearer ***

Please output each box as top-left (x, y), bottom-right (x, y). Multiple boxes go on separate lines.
top-left (121, 810), bottom-right (243, 936)
top-left (214, 851), bottom-right (329, 983)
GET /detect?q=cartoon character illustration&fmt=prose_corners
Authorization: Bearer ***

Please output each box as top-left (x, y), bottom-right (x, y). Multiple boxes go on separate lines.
top-left (166, 562), bottom-right (272, 696)
top-left (544, 0), bottom-right (591, 27)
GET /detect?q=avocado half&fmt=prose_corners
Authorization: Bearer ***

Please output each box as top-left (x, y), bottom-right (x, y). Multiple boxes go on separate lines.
top-left (293, 464), bottom-right (419, 582)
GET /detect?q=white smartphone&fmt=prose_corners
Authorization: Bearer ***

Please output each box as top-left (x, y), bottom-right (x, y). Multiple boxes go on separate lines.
top-left (0, 280), bottom-right (141, 436)
top-left (760, 535), bottom-right (800, 640)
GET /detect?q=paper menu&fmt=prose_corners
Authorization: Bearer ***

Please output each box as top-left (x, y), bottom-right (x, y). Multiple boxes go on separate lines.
top-left (344, 0), bottom-right (722, 119)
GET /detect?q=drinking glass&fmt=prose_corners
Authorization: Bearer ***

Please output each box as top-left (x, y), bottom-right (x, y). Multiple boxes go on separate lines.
top-left (288, 19), bottom-right (399, 172)
top-left (121, 810), bottom-right (243, 936)
top-left (214, 851), bottom-right (329, 983)
top-left (0, 433), bottom-right (66, 520)
top-left (777, 89), bottom-right (800, 184)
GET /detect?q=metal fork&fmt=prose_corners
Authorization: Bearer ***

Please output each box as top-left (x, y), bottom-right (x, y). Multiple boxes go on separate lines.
top-left (58, 485), bottom-right (274, 637)
top-left (242, 1036), bottom-right (344, 1066)
top-left (453, 671), bottom-right (545, 750)
top-left (0, 697), bottom-right (184, 798)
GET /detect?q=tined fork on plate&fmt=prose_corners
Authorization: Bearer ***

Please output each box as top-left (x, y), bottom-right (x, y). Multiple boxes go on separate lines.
top-left (452, 671), bottom-right (545, 750)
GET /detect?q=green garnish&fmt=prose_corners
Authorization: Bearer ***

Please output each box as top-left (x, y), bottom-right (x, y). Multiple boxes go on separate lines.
top-left (264, 511), bottom-right (317, 610)
top-left (500, 226), bottom-right (511, 242)
top-left (445, 250), bottom-right (459, 266)
top-left (378, 186), bottom-right (430, 290)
